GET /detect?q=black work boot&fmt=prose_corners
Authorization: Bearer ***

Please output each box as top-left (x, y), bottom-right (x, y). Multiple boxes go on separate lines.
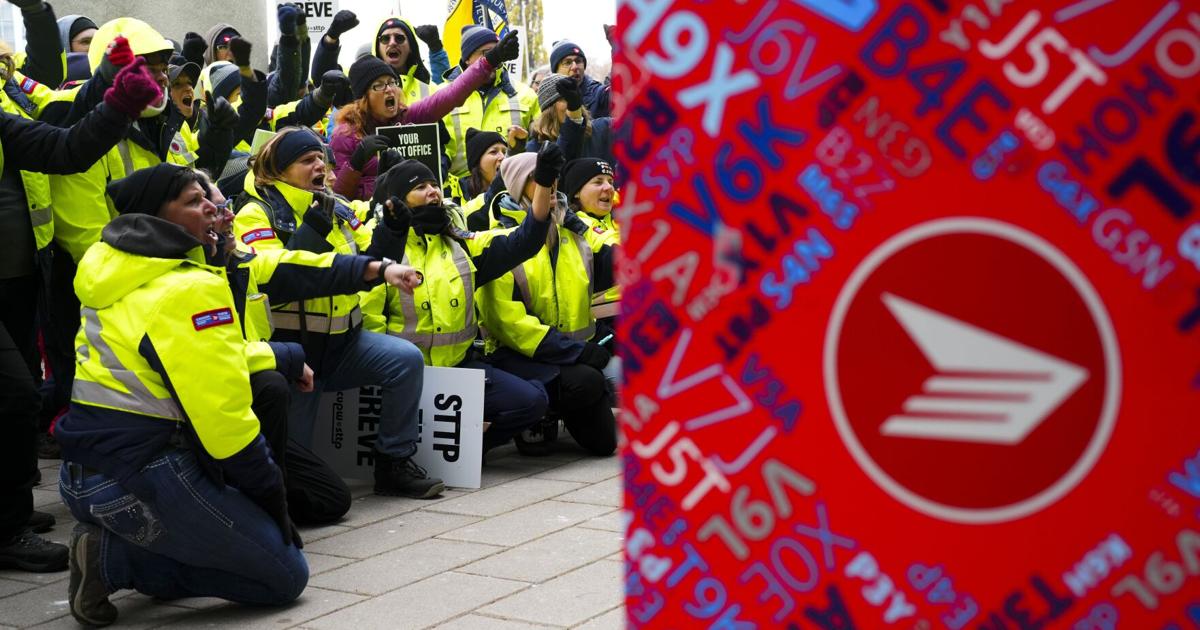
top-left (0, 529), bottom-right (68, 572)
top-left (373, 451), bottom-right (445, 498)
top-left (69, 523), bottom-right (117, 627)
top-left (25, 510), bottom-right (55, 533)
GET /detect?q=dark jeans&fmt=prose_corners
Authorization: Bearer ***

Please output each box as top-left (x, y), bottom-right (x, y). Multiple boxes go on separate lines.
top-left (0, 275), bottom-right (41, 539)
top-left (38, 244), bottom-right (78, 431)
top-left (467, 359), bottom-right (548, 451)
top-left (554, 364), bottom-right (617, 456)
top-left (251, 370), bottom-right (350, 525)
top-left (59, 450), bottom-right (308, 604)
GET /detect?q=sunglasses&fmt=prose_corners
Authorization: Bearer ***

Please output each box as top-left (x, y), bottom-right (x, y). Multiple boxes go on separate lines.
top-left (377, 33), bottom-right (407, 45)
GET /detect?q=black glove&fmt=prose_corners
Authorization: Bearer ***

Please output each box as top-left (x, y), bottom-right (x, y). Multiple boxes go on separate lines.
top-left (205, 92), bottom-right (238, 129)
top-left (350, 134), bottom-right (390, 171)
top-left (415, 25), bottom-right (443, 53)
top-left (558, 78), bottom-right (583, 111)
top-left (303, 201), bottom-right (334, 236)
top-left (314, 69), bottom-right (349, 107)
top-left (182, 32), bottom-right (207, 66)
top-left (484, 30), bottom-right (520, 68)
top-left (326, 10), bottom-right (359, 40)
top-left (377, 147), bottom-right (405, 176)
top-left (278, 3), bottom-right (300, 36)
top-left (382, 195), bottom-right (412, 232)
top-left (229, 37), bottom-right (252, 68)
top-left (255, 485), bottom-right (303, 549)
top-left (578, 341), bottom-right (611, 371)
top-left (533, 143), bottom-right (566, 187)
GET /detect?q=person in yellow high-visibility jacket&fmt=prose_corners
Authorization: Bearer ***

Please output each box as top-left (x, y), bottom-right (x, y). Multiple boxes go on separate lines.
top-left (475, 153), bottom-right (620, 457)
top-left (231, 127), bottom-right (442, 499)
top-left (441, 25), bottom-right (540, 179)
top-left (360, 151), bottom-right (562, 457)
top-left (56, 164), bottom-right (310, 626)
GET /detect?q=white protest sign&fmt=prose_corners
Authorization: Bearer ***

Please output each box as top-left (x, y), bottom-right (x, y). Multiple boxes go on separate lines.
top-left (276, 0), bottom-right (341, 39)
top-left (310, 366), bottom-right (485, 489)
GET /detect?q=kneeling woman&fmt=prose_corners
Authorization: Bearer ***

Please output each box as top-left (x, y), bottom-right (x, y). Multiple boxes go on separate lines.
top-left (361, 149), bottom-right (561, 455)
top-left (477, 154), bottom-right (620, 456)
top-left (232, 127), bottom-right (440, 499)
top-left (56, 165), bottom-right (419, 626)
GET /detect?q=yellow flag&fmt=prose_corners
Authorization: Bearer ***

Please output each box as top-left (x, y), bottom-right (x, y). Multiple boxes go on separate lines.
top-left (443, 0), bottom-right (474, 68)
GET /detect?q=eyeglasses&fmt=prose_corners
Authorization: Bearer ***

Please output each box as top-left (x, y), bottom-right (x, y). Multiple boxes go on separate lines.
top-left (378, 33), bottom-right (407, 45)
top-left (559, 57), bottom-right (585, 68)
top-left (370, 80), bottom-right (399, 92)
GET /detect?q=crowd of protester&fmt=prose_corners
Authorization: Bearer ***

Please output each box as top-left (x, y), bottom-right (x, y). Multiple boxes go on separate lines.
top-left (0, 1), bottom-right (619, 625)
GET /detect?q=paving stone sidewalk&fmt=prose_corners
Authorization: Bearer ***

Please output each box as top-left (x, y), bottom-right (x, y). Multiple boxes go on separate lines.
top-left (0, 440), bottom-right (626, 629)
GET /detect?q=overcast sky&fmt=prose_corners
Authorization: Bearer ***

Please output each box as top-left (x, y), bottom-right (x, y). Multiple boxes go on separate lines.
top-left (270, 0), bottom-right (615, 74)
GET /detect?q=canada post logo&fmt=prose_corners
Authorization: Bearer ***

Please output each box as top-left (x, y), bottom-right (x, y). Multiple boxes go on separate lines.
top-left (824, 218), bottom-right (1121, 524)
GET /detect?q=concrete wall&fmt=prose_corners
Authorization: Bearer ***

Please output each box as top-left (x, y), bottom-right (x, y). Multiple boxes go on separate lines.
top-left (49, 0), bottom-right (270, 69)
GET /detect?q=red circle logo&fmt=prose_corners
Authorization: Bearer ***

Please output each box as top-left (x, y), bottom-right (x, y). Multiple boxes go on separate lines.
top-left (824, 218), bottom-right (1121, 523)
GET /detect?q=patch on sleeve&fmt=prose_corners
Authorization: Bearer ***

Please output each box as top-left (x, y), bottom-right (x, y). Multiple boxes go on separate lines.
top-left (19, 77), bottom-right (38, 94)
top-left (592, 226), bottom-right (606, 235)
top-left (241, 228), bottom-right (276, 245)
top-left (192, 308), bottom-right (234, 331)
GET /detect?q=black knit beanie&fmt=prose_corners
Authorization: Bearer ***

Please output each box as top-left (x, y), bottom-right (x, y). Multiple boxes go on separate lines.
top-left (349, 55), bottom-right (397, 100)
top-left (106, 163), bottom-right (193, 215)
top-left (466, 129), bottom-right (506, 172)
top-left (561, 158), bottom-right (614, 201)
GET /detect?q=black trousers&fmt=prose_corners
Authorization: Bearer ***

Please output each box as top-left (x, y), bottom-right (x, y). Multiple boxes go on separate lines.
top-left (0, 275), bottom-right (41, 539)
top-left (553, 364), bottom-right (617, 456)
top-left (250, 370), bottom-right (351, 525)
top-left (37, 244), bottom-right (78, 432)
top-left (464, 359), bottom-right (548, 452)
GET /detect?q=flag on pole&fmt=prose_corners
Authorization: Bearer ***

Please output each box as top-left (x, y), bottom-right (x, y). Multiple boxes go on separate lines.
top-left (444, 0), bottom-right (511, 68)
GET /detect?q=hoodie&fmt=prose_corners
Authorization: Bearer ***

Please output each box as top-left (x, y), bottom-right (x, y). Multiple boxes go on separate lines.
top-left (203, 22), bottom-right (241, 67)
top-left (57, 213), bottom-right (283, 498)
top-left (372, 17), bottom-right (430, 84)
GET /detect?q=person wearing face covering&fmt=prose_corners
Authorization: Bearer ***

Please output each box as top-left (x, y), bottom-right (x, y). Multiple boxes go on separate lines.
top-left (360, 149), bottom-right (561, 457)
top-left (54, 164), bottom-right (311, 627)
top-left (232, 127), bottom-right (447, 499)
top-left (475, 153), bottom-right (620, 457)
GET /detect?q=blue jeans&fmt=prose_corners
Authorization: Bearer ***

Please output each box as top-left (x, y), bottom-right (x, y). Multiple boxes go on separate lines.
top-left (290, 330), bottom-right (425, 459)
top-left (58, 451), bottom-right (307, 605)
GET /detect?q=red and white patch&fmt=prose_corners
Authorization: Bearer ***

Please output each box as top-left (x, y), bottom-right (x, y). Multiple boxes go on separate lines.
top-left (191, 308), bottom-right (235, 331)
top-left (19, 77), bottom-right (38, 94)
top-left (825, 218), bottom-right (1119, 524)
top-left (241, 228), bottom-right (276, 245)
top-left (347, 215), bottom-right (362, 230)
top-left (592, 226), bottom-right (606, 235)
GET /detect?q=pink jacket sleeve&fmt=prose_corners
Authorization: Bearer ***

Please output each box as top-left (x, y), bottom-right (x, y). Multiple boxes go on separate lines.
top-left (402, 58), bottom-right (497, 124)
top-left (331, 129), bottom-right (377, 200)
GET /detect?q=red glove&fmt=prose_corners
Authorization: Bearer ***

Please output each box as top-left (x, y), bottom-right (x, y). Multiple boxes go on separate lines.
top-left (106, 36), bottom-right (134, 68)
top-left (104, 58), bottom-right (163, 119)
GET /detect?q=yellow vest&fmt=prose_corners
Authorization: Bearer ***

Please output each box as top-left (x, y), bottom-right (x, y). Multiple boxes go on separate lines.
top-left (71, 239), bottom-right (260, 459)
top-left (443, 76), bottom-right (539, 177)
top-left (477, 216), bottom-right (607, 357)
top-left (0, 71), bottom-right (57, 250)
top-left (51, 109), bottom-right (193, 263)
top-left (576, 211), bottom-right (621, 304)
top-left (231, 175), bottom-right (375, 336)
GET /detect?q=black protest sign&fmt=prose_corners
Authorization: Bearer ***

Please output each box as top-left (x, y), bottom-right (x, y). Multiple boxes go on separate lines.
top-left (376, 123), bottom-right (443, 185)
